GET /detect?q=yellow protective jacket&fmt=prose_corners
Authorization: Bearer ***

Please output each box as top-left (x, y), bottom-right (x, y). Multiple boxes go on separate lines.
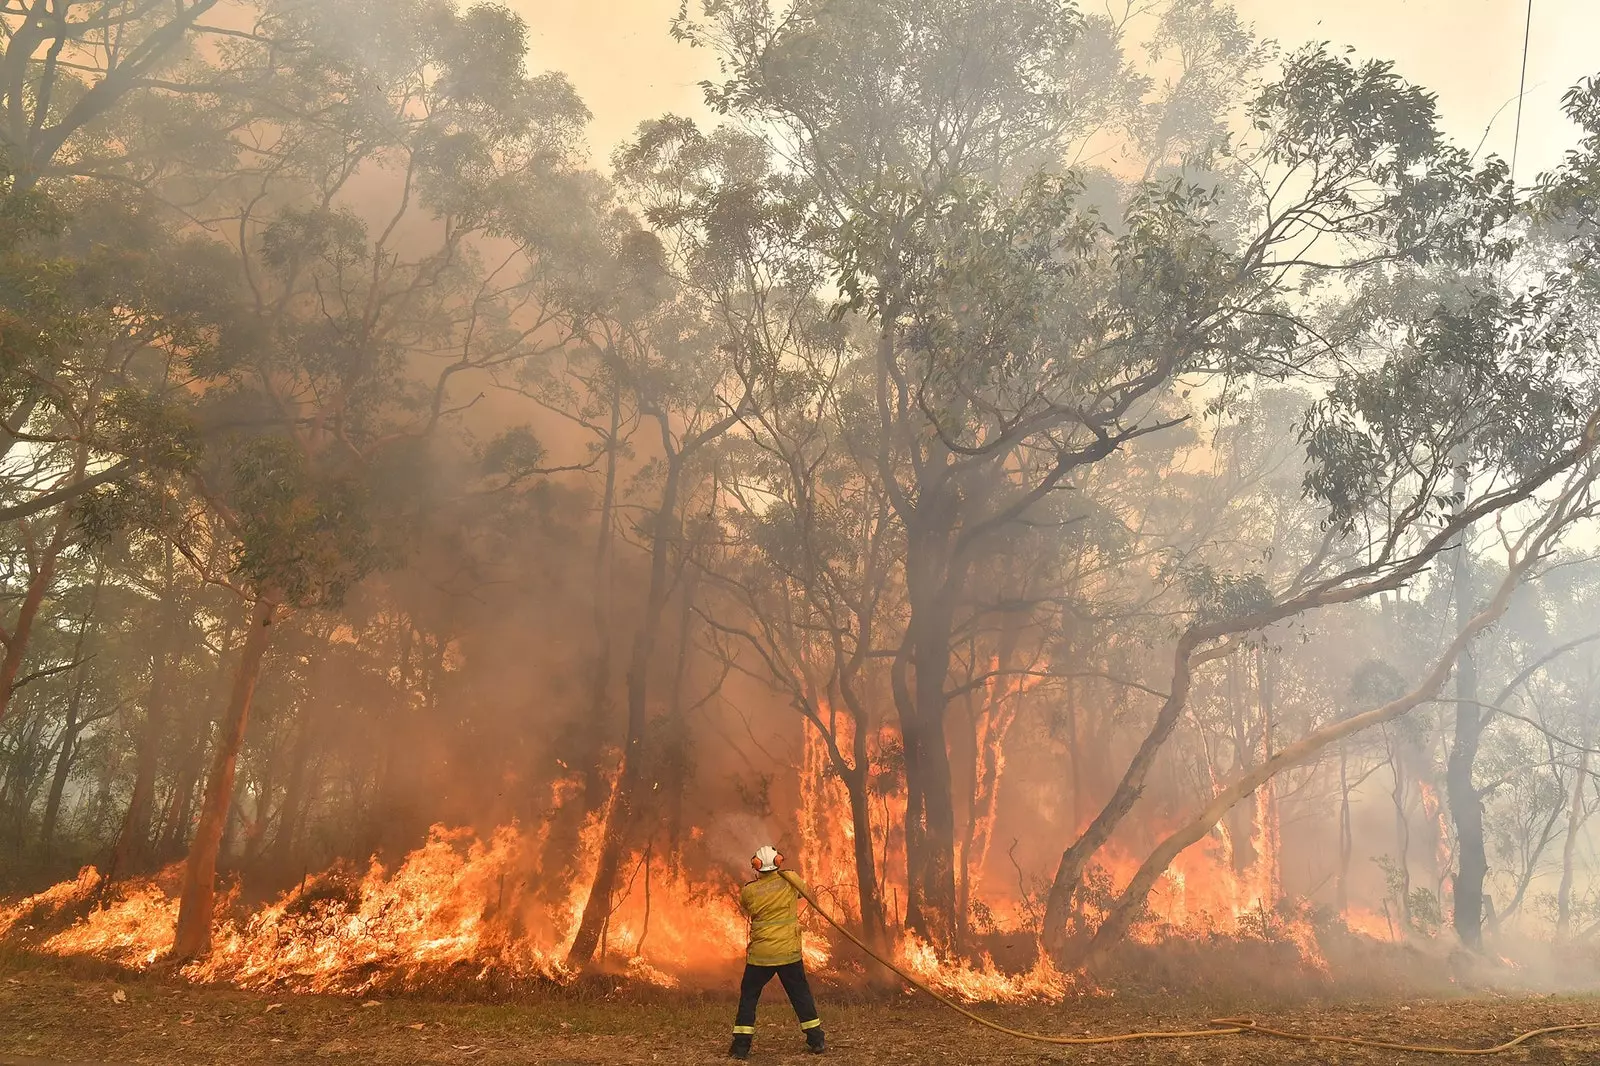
top-left (739, 870), bottom-right (807, 966)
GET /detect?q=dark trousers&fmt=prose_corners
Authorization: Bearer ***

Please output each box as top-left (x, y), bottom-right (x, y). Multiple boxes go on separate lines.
top-left (732, 961), bottom-right (821, 1035)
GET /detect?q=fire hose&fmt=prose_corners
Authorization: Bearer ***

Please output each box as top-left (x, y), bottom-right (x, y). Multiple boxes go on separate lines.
top-left (778, 871), bottom-right (1600, 1055)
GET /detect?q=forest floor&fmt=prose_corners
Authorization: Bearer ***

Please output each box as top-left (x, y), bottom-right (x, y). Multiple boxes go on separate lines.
top-left (5, 953), bottom-right (1600, 1066)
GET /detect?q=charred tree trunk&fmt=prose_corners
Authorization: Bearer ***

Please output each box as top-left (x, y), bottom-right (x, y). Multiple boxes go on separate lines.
top-left (1446, 508), bottom-right (1487, 951)
top-left (899, 518), bottom-right (965, 954)
top-left (565, 443), bottom-right (682, 969)
top-left (171, 598), bottom-right (277, 961)
top-left (40, 697), bottom-right (85, 855)
top-left (661, 576), bottom-right (699, 870)
top-left (1253, 646), bottom-right (1281, 903)
top-left (845, 758), bottom-right (887, 951)
top-left (1388, 732), bottom-right (1413, 932)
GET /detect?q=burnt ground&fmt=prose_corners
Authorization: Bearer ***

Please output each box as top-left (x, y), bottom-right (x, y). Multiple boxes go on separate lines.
top-left (4, 954), bottom-right (1600, 1066)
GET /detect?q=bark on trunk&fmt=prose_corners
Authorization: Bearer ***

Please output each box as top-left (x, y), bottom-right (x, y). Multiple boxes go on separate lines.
top-left (565, 445), bottom-right (680, 968)
top-left (900, 526), bottom-right (963, 953)
top-left (1390, 738), bottom-right (1412, 932)
top-left (1446, 512), bottom-right (1487, 951)
top-left (160, 630), bottom-right (236, 858)
top-left (267, 704), bottom-right (316, 872)
top-left (111, 615), bottom-right (174, 876)
top-left (1041, 631), bottom-right (1206, 955)
top-left (40, 681), bottom-right (87, 854)
top-left (542, 385), bottom-right (622, 900)
top-left (1336, 743), bottom-right (1352, 914)
top-left (171, 598), bottom-right (277, 961)
top-left (965, 617), bottom-right (1026, 918)
top-left (0, 518), bottom-right (67, 728)
top-left (1076, 550), bottom-right (1527, 972)
top-left (39, 584), bottom-right (99, 855)
top-left (1557, 742), bottom-right (1591, 939)
top-left (844, 764), bottom-right (888, 950)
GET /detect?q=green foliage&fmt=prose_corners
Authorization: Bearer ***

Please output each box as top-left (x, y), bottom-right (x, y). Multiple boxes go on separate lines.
top-left (1179, 564), bottom-right (1273, 626)
top-left (225, 438), bottom-right (390, 609)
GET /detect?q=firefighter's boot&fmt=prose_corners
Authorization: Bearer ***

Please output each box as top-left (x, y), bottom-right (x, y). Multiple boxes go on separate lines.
top-left (805, 1027), bottom-right (826, 1054)
top-left (729, 1034), bottom-right (752, 1060)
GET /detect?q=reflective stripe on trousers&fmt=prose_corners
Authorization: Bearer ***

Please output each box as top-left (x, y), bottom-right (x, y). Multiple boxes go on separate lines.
top-left (731, 961), bottom-right (820, 1035)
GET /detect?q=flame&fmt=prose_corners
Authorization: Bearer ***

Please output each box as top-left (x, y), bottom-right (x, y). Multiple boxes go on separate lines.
top-left (44, 879), bottom-right (179, 967)
top-left (1342, 907), bottom-right (1398, 942)
top-left (6, 802), bottom-right (825, 994)
top-left (1417, 782), bottom-right (1452, 880)
top-left (896, 934), bottom-right (1076, 1003)
top-left (2, 716), bottom-right (1395, 997)
top-left (0, 865), bottom-right (102, 940)
top-left (966, 657), bottom-right (1041, 903)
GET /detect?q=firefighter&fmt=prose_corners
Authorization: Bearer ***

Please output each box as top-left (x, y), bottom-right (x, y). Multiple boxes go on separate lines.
top-left (729, 845), bottom-right (825, 1058)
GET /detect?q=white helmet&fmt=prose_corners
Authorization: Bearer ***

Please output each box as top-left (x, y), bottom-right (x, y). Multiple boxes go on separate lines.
top-left (752, 845), bottom-right (782, 873)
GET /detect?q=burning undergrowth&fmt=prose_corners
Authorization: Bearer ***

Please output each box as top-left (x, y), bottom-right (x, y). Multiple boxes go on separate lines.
top-left (0, 818), bottom-right (1382, 1003)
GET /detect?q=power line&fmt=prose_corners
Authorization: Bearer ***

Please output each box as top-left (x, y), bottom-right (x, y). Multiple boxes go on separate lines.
top-left (1511, 0), bottom-right (1534, 183)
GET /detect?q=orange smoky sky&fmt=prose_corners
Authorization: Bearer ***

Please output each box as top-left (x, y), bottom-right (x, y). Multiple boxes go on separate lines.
top-left (515, 0), bottom-right (1598, 181)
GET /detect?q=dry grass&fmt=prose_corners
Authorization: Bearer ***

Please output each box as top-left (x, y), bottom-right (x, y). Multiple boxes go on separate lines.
top-left (5, 950), bottom-right (1600, 1065)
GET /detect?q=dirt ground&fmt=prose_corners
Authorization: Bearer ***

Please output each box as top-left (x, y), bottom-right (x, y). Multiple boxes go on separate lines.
top-left (4, 954), bottom-right (1600, 1066)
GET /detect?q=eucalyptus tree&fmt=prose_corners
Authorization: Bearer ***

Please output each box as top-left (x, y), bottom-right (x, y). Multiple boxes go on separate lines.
top-left (554, 203), bottom-right (759, 968)
top-left (677, 0), bottom-right (1518, 953)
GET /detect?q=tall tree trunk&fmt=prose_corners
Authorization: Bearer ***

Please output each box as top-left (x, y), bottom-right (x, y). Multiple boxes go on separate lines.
top-left (0, 513), bottom-right (69, 728)
top-left (1335, 742), bottom-right (1352, 914)
top-left (1557, 739), bottom-right (1591, 940)
top-left (40, 700), bottom-right (85, 855)
top-left (1041, 632), bottom-right (1208, 955)
top-left (542, 384), bottom-right (622, 900)
top-left (845, 761), bottom-right (887, 951)
top-left (900, 522), bottom-right (963, 953)
top-left (828, 630), bottom-right (890, 964)
top-left (39, 577), bottom-right (100, 855)
top-left (267, 703), bottom-right (316, 872)
top-left (565, 446), bottom-right (680, 969)
top-left (171, 598), bottom-right (277, 961)
top-left (111, 546), bottom-right (178, 878)
top-left (1252, 646), bottom-right (1281, 904)
top-left (160, 626), bottom-right (236, 859)
top-left (1076, 556), bottom-right (1526, 971)
top-left (966, 615), bottom-right (1027, 917)
top-left (661, 575), bottom-right (697, 870)
top-left (1446, 496), bottom-right (1486, 950)
top-left (40, 668), bottom-right (91, 855)
top-left (1390, 737), bottom-right (1412, 932)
